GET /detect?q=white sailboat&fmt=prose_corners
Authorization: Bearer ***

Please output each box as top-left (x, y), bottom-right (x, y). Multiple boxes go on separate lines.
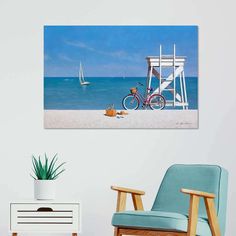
top-left (79, 62), bottom-right (90, 86)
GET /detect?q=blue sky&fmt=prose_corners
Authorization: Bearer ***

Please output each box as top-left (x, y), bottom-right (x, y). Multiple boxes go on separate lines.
top-left (44, 26), bottom-right (198, 77)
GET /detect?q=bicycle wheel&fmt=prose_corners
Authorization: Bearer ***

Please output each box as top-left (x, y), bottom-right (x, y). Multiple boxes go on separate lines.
top-left (149, 94), bottom-right (166, 110)
top-left (122, 94), bottom-right (140, 110)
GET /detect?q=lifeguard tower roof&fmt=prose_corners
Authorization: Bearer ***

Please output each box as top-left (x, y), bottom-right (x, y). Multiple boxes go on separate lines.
top-left (146, 55), bottom-right (186, 67)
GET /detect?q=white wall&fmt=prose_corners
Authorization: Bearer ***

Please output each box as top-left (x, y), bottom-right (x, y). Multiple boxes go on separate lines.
top-left (0, 0), bottom-right (235, 235)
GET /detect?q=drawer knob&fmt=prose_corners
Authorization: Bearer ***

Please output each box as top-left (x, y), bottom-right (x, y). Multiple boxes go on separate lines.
top-left (37, 207), bottom-right (53, 212)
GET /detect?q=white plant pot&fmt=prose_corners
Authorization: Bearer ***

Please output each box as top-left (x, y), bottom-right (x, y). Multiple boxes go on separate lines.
top-left (34, 180), bottom-right (56, 200)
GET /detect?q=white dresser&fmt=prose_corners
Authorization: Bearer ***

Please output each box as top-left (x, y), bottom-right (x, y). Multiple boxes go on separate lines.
top-left (10, 200), bottom-right (81, 236)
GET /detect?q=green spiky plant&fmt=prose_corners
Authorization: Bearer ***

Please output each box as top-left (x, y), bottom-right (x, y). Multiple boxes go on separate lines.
top-left (31, 154), bottom-right (66, 180)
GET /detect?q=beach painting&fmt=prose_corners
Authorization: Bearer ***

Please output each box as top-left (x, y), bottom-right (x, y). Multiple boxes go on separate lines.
top-left (44, 26), bottom-right (198, 129)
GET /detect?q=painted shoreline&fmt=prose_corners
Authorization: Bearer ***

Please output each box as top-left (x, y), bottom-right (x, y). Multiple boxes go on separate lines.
top-left (44, 110), bottom-right (198, 129)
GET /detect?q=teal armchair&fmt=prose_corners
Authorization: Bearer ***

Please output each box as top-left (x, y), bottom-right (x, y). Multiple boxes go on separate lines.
top-left (111, 164), bottom-right (228, 236)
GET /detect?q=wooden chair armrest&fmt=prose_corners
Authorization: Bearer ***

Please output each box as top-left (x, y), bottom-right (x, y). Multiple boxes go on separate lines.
top-left (181, 188), bottom-right (221, 235)
top-left (111, 186), bottom-right (145, 212)
top-left (111, 186), bottom-right (145, 195)
top-left (181, 188), bottom-right (215, 199)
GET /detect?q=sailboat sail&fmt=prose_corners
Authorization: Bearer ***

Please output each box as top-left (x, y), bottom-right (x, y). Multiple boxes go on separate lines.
top-left (79, 62), bottom-right (90, 86)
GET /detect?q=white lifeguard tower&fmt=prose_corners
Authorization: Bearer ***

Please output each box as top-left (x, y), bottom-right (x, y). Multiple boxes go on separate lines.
top-left (146, 45), bottom-right (188, 109)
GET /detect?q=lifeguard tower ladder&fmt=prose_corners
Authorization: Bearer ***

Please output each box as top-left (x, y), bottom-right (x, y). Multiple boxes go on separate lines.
top-left (146, 45), bottom-right (188, 109)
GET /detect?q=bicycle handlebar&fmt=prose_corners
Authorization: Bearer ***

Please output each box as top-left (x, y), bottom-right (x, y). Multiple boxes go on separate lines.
top-left (136, 82), bottom-right (153, 92)
top-left (138, 82), bottom-right (144, 86)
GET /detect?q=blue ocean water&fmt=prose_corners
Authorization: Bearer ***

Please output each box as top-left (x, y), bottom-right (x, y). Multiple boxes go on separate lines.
top-left (44, 77), bottom-right (198, 110)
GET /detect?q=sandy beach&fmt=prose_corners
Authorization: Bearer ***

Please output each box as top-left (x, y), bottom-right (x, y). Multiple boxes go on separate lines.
top-left (44, 110), bottom-right (198, 129)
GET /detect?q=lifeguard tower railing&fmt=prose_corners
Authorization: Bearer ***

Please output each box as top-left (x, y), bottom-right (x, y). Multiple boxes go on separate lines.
top-left (146, 45), bottom-right (188, 109)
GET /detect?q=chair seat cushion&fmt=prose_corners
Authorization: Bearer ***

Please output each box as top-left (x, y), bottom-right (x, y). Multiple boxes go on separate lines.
top-left (112, 210), bottom-right (211, 236)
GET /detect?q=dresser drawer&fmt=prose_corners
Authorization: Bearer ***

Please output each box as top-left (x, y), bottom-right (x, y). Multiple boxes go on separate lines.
top-left (10, 203), bottom-right (80, 232)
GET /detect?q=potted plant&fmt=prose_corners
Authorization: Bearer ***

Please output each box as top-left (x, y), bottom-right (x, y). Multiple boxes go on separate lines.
top-left (31, 154), bottom-right (65, 200)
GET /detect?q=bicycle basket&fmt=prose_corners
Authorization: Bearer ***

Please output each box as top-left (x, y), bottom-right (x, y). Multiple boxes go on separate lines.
top-left (130, 87), bottom-right (137, 94)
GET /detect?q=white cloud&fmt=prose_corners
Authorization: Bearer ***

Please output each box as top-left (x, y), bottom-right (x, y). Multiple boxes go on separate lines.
top-left (65, 40), bottom-right (95, 51)
top-left (65, 40), bottom-right (143, 62)
top-left (58, 53), bottom-right (74, 62)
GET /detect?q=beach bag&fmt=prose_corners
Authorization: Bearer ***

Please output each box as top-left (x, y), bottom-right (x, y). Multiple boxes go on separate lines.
top-left (105, 104), bottom-right (117, 117)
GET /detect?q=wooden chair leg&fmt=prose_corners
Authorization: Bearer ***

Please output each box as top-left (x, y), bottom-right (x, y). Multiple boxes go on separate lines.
top-left (114, 227), bottom-right (121, 236)
top-left (204, 198), bottom-right (221, 236)
top-left (187, 195), bottom-right (200, 236)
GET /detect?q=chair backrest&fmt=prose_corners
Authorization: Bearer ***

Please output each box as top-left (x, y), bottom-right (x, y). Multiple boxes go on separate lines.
top-left (152, 164), bottom-right (228, 235)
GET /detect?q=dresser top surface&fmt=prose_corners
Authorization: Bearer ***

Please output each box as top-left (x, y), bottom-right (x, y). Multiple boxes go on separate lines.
top-left (10, 199), bottom-right (80, 204)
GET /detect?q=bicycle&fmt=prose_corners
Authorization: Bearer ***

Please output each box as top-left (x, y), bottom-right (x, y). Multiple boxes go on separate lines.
top-left (122, 82), bottom-right (166, 110)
